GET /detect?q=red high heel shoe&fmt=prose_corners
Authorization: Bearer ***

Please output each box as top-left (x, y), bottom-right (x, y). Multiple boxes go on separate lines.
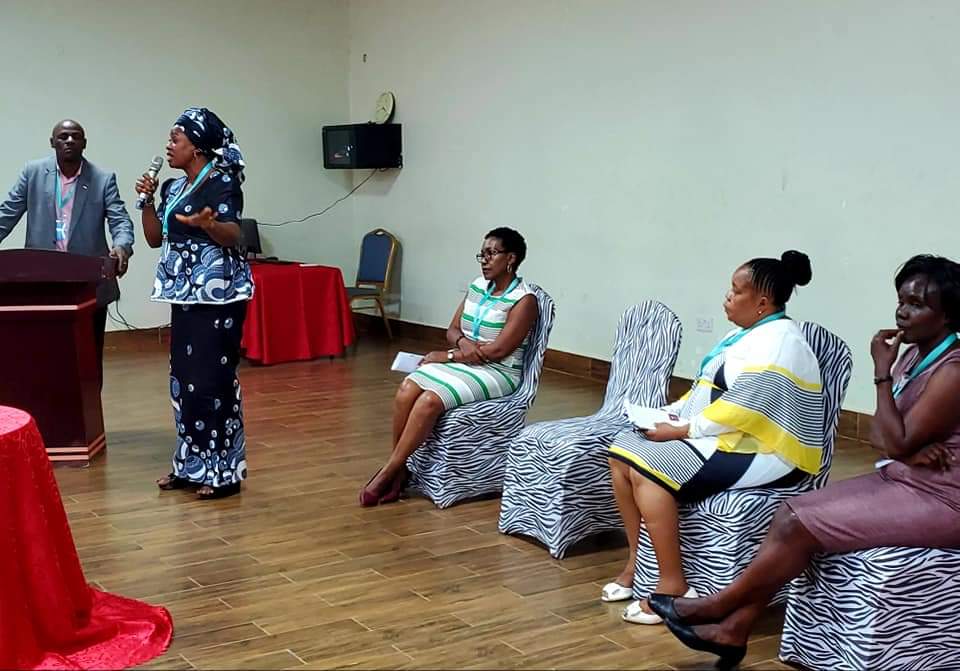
top-left (378, 467), bottom-right (409, 504)
top-left (359, 470), bottom-right (386, 507)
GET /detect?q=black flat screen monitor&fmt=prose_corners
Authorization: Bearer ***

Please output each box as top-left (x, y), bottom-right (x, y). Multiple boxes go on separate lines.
top-left (239, 218), bottom-right (262, 256)
top-left (323, 123), bottom-right (402, 169)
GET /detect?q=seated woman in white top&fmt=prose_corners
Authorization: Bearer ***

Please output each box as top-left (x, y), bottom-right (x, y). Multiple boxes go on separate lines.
top-left (359, 227), bottom-right (539, 507)
top-left (601, 251), bottom-right (824, 625)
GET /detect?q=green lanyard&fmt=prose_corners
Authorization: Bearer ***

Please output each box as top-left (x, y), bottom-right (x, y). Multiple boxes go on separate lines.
top-left (472, 277), bottom-right (520, 340)
top-left (892, 333), bottom-right (959, 399)
top-left (696, 311), bottom-right (787, 379)
top-left (162, 162), bottom-right (214, 238)
top-left (54, 172), bottom-right (76, 242)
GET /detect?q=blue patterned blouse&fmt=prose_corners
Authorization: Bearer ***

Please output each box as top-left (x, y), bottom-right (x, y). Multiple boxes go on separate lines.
top-left (150, 170), bottom-right (254, 305)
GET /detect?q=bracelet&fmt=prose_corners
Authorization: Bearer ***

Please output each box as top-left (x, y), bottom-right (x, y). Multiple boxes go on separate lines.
top-left (873, 375), bottom-right (893, 385)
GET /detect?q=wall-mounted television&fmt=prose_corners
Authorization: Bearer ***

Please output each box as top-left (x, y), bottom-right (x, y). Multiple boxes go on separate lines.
top-left (322, 123), bottom-right (402, 169)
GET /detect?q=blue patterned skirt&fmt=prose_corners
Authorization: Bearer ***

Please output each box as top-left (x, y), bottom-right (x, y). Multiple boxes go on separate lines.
top-left (169, 301), bottom-right (248, 487)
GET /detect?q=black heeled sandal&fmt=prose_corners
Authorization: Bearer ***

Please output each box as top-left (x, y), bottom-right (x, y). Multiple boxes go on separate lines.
top-left (157, 473), bottom-right (191, 490)
top-left (662, 616), bottom-right (747, 671)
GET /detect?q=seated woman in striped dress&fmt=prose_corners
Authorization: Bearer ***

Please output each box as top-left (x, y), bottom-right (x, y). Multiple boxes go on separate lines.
top-left (359, 227), bottom-right (539, 506)
top-left (600, 251), bottom-right (825, 625)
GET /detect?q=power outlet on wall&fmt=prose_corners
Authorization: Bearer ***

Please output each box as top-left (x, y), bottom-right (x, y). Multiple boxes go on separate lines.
top-left (696, 317), bottom-right (714, 333)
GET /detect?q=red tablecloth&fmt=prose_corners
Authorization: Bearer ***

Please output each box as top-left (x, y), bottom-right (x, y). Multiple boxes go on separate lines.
top-left (242, 261), bottom-right (356, 365)
top-left (0, 407), bottom-right (172, 670)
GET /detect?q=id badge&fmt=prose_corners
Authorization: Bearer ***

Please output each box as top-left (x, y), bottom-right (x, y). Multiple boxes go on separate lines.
top-left (55, 218), bottom-right (66, 243)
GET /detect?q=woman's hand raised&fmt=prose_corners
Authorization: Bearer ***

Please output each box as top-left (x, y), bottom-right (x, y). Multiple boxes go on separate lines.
top-left (175, 206), bottom-right (217, 231)
top-left (135, 174), bottom-right (159, 200)
top-left (870, 329), bottom-right (902, 377)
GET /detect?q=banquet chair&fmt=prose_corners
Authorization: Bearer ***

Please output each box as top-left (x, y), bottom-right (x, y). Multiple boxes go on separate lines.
top-left (348, 228), bottom-right (399, 339)
top-left (498, 301), bottom-right (682, 558)
top-left (406, 285), bottom-right (555, 508)
top-left (631, 322), bottom-right (853, 604)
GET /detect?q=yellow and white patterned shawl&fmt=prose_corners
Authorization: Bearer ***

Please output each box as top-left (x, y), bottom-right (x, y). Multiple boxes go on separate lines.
top-left (697, 319), bottom-right (824, 474)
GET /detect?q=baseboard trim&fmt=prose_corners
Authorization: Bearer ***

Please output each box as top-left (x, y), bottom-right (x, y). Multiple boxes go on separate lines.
top-left (352, 311), bottom-right (873, 445)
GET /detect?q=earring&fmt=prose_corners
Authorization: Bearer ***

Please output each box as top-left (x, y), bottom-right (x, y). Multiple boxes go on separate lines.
top-left (508, 264), bottom-right (514, 274)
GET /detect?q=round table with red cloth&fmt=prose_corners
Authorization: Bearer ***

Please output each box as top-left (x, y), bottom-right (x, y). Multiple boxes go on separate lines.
top-left (242, 261), bottom-right (357, 365)
top-left (0, 406), bottom-right (173, 670)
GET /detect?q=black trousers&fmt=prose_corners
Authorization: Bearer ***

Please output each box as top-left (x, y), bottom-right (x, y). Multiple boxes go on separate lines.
top-left (94, 306), bottom-right (107, 390)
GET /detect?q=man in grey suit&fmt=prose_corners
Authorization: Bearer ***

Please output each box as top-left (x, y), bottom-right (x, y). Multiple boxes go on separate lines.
top-left (0, 119), bottom-right (135, 387)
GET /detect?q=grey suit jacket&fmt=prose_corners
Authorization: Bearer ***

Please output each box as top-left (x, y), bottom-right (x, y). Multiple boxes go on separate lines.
top-left (0, 155), bottom-right (135, 305)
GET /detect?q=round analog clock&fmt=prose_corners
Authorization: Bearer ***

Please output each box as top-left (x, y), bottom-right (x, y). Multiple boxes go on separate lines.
top-left (373, 91), bottom-right (395, 124)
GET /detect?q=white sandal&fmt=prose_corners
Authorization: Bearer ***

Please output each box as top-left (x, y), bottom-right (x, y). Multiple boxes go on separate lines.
top-left (622, 586), bottom-right (698, 624)
top-left (600, 581), bottom-right (634, 602)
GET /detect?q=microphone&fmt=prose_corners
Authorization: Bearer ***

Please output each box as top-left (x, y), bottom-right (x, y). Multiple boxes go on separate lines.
top-left (136, 155), bottom-right (164, 210)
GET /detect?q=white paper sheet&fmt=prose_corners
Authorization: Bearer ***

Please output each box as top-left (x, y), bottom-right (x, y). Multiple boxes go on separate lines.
top-left (391, 351), bottom-right (424, 374)
top-left (621, 399), bottom-right (688, 430)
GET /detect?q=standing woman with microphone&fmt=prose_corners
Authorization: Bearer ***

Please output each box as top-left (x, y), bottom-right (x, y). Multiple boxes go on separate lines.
top-left (135, 107), bottom-right (253, 500)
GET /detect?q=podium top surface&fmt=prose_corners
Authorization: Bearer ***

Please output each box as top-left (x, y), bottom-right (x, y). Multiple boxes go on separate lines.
top-left (0, 249), bottom-right (116, 283)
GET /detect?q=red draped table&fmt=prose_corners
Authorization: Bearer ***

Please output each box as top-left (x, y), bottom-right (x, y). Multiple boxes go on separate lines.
top-left (242, 261), bottom-right (356, 365)
top-left (0, 407), bottom-right (172, 670)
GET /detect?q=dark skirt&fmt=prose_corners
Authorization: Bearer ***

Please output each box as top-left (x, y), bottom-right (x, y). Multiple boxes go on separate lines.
top-left (609, 429), bottom-right (803, 503)
top-left (168, 301), bottom-right (248, 487)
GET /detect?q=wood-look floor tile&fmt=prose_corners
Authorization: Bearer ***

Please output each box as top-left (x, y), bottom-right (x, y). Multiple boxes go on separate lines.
top-left (56, 334), bottom-right (879, 671)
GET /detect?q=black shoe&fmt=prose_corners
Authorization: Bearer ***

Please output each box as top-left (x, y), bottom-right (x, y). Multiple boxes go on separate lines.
top-left (197, 482), bottom-right (241, 500)
top-left (648, 593), bottom-right (682, 622)
top-left (662, 616), bottom-right (747, 671)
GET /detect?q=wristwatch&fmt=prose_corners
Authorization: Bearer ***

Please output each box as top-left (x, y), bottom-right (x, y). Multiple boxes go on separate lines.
top-left (447, 349), bottom-right (455, 362)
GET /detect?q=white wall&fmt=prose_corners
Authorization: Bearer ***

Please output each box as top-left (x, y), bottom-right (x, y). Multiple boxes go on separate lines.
top-left (5, 1), bottom-right (958, 412)
top-left (0, 0), bottom-right (354, 329)
top-left (347, 0), bottom-right (960, 412)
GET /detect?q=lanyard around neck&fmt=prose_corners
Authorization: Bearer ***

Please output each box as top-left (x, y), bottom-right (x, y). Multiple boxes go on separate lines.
top-left (472, 277), bottom-right (520, 340)
top-left (162, 162), bottom-right (214, 237)
top-left (892, 333), bottom-right (959, 398)
top-left (55, 170), bottom-right (76, 214)
top-left (696, 311), bottom-right (787, 379)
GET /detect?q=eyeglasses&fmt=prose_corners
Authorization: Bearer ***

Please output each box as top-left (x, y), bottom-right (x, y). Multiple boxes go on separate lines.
top-left (476, 250), bottom-right (507, 262)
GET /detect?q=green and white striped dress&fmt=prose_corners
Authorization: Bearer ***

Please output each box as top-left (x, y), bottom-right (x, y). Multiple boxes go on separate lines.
top-left (407, 275), bottom-right (534, 410)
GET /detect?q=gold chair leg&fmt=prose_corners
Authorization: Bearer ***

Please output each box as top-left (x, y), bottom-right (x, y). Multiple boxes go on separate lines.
top-left (375, 297), bottom-right (393, 340)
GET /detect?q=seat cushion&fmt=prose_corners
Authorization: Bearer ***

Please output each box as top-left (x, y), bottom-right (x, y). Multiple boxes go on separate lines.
top-left (347, 287), bottom-right (380, 298)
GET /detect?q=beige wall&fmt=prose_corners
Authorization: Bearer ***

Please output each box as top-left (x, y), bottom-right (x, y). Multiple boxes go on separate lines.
top-left (4, 1), bottom-right (958, 412)
top-left (347, 0), bottom-right (960, 411)
top-left (0, 0), bottom-right (354, 329)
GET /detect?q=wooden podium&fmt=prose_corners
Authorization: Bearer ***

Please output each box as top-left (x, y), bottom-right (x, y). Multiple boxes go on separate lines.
top-left (0, 249), bottom-right (116, 464)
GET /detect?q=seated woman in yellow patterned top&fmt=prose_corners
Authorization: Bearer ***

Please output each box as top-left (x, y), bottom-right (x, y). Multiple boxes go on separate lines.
top-left (602, 251), bottom-right (824, 626)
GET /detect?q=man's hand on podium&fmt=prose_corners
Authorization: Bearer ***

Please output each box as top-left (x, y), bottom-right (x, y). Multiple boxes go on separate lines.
top-left (110, 247), bottom-right (129, 277)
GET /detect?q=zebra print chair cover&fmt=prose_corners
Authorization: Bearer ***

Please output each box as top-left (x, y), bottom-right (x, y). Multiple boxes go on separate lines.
top-left (632, 322), bottom-right (852, 603)
top-left (779, 539), bottom-right (960, 669)
top-left (405, 285), bottom-right (555, 509)
top-left (497, 302), bottom-right (682, 558)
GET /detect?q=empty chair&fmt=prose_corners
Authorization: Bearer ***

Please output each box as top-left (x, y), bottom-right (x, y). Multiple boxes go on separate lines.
top-left (498, 301), bottom-right (682, 558)
top-left (348, 228), bottom-right (399, 339)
